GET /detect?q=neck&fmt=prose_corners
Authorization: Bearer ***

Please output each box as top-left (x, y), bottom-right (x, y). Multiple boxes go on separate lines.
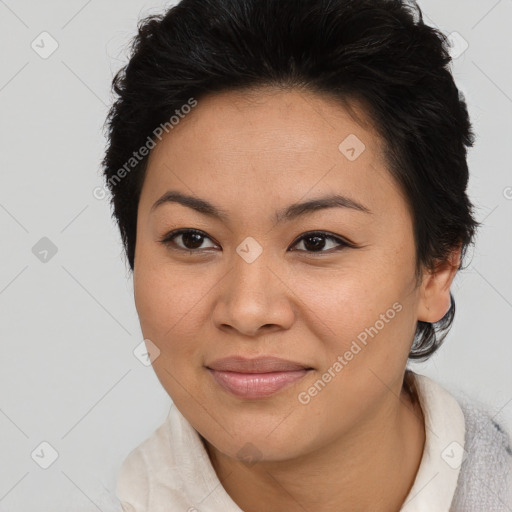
top-left (204, 379), bottom-right (425, 512)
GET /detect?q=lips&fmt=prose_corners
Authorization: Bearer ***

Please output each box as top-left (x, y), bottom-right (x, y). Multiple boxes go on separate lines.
top-left (207, 356), bottom-right (310, 373)
top-left (205, 356), bottom-right (312, 399)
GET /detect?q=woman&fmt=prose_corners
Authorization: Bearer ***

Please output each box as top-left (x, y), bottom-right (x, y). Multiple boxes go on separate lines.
top-left (102, 0), bottom-right (512, 510)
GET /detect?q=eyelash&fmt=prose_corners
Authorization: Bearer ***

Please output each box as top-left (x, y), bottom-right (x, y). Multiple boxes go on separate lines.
top-left (158, 228), bottom-right (355, 255)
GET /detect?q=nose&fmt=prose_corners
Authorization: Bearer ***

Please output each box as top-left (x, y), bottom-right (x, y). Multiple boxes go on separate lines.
top-left (211, 249), bottom-right (295, 337)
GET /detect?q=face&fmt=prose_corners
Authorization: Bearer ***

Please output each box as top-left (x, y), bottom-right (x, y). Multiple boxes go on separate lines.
top-left (133, 87), bottom-right (446, 462)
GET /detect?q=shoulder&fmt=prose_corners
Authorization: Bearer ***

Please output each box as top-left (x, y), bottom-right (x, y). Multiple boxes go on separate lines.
top-left (116, 408), bottom-right (188, 511)
top-left (116, 444), bottom-right (150, 511)
top-left (116, 416), bottom-right (172, 511)
top-left (456, 395), bottom-right (512, 460)
top-left (449, 391), bottom-right (512, 511)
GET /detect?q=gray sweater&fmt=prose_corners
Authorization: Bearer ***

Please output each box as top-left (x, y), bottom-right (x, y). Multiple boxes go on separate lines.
top-left (449, 394), bottom-right (512, 511)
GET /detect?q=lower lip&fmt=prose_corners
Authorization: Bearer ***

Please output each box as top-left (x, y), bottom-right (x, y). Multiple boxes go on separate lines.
top-left (207, 368), bottom-right (310, 399)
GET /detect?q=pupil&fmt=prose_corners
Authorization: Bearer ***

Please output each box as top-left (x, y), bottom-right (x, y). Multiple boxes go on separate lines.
top-left (304, 235), bottom-right (325, 251)
top-left (183, 233), bottom-right (203, 249)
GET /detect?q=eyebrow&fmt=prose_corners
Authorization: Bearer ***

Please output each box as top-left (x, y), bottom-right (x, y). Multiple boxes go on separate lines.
top-left (150, 190), bottom-right (372, 223)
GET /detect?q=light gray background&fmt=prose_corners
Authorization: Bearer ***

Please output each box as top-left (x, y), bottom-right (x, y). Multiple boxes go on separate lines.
top-left (0, 0), bottom-right (511, 510)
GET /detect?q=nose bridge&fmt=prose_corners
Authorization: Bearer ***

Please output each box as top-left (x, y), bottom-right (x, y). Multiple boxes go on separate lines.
top-left (214, 237), bottom-right (293, 334)
top-left (229, 236), bottom-right (274, 300)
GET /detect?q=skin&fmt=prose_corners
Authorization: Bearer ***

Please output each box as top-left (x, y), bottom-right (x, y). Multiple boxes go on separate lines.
top-left (133, 87), bottom-right (461, 512)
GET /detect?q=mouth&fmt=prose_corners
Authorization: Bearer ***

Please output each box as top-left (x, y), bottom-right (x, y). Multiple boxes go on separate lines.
top-left (205, 356), bottom-right (313, 399)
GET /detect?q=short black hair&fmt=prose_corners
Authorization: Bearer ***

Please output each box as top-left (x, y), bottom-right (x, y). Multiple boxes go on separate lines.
top-left (102, 0), bottom-right (480, 362)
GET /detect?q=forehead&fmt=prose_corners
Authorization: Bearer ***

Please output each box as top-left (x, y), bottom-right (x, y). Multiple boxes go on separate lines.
top-left (141, 87), bottom-right (408, 225)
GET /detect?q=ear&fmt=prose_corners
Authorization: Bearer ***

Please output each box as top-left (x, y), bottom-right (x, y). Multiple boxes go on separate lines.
top-left (417, 245), bottom-right (461, 323)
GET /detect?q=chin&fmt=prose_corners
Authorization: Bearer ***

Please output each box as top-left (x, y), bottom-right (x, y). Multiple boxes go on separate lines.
top-left (199, 417), bottom-right (317, 464)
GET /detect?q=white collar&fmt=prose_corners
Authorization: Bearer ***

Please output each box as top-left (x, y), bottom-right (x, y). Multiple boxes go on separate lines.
top-left (399, 372), bottom-right (466, 512)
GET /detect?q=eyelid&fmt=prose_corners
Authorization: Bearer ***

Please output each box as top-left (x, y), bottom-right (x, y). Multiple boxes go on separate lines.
top-left (289, 230), bottom-right (355, 251)
top-left (159, 228), bottom-right (356, 253)
top-left (159, 228), bottom-right (219, 250)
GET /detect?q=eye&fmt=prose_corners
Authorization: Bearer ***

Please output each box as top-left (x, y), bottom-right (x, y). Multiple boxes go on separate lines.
top-left (159, 229), bottom-right (353, 255)
top-left (159, 228), bottom-right (218, 252)
top-left (290, 231), bottom-right (352, 254)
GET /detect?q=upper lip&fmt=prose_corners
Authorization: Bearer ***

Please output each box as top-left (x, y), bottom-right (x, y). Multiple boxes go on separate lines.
top-left (206, 356), bottom-right (312, 373)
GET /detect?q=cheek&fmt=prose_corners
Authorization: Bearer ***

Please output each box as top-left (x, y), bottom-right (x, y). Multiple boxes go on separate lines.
top-left (294, 267), bottom-right (416, 375)
top-left (133, 266), bottom-right (168, 337)
top-left (294, 268), bottom-right (397, 335)
top-left (133, 264), bottom-right (207, 404)
top-left (134, 257), bottom-right (191, 331)
top-left (133, 260), bottom-right (213, 370)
